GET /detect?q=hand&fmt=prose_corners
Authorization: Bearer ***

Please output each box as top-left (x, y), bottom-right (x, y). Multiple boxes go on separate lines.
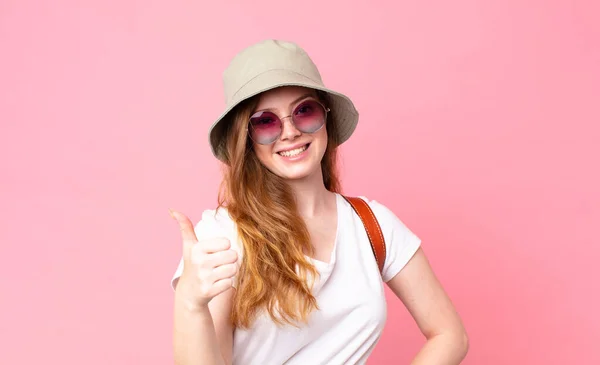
top-left (170, 210), bottom-right (238, 308)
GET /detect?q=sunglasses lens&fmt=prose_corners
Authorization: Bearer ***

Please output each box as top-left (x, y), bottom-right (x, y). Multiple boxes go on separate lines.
top-left (249, 111), bottom-right (281, 144)
top-left (293, 100), bottom-right (326, 133)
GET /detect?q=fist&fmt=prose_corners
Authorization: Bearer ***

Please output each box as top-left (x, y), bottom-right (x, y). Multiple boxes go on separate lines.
top-left (170, 210), bottom-right (238, 307)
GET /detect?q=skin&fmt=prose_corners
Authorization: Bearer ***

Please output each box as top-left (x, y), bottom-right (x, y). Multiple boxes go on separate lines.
top-left (172, 86), bottom-right (469, 365)
top-left (251, 87), bottom-right (328, 183)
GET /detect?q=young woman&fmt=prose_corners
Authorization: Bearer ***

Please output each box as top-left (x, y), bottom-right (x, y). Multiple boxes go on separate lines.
top-left (170, 39), bottom-right (468, 365)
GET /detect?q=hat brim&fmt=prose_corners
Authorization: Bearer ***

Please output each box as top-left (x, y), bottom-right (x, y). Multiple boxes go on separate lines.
top-left (209, 69), bottom-right (359, 161)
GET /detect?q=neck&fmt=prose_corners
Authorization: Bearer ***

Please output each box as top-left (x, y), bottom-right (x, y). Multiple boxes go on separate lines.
top-left (286, 170), bottom-right (336, 218)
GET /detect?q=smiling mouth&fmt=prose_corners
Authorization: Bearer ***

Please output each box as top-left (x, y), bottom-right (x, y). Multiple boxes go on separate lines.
top-left (277, 143), bottom-right (309, 157)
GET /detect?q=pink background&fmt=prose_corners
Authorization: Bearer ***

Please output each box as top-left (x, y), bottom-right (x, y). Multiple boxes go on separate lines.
top-left (1, 0), bottom-right (599, 363)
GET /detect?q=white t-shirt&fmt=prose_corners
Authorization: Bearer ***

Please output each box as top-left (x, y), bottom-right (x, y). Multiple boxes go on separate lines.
top-left (171, 193), bottom-right (421, 365)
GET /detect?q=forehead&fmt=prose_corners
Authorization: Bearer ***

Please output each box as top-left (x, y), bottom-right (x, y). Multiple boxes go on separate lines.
top-left (255, 86), bottom-right (317, 110)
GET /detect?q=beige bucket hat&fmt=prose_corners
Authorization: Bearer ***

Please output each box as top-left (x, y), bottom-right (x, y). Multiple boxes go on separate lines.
top-left (208, 39), bottom-right (359, 161)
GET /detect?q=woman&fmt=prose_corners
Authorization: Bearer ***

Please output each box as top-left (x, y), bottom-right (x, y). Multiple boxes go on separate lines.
top-left (170, 39), bottom-right (468, 365)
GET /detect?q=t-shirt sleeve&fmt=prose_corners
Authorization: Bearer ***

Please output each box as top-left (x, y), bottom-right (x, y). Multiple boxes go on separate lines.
top-left (170, 208), bottom-right (243, 290)
top-left (367, 199), bottom-right (422, 282)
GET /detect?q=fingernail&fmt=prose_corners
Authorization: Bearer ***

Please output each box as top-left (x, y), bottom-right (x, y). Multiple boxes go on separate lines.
top-left (168, 209), bottom-right (176, 220)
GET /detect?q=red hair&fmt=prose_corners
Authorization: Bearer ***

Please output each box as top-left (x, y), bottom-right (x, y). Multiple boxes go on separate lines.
top-left (216, 90), bottom-right (341, 328)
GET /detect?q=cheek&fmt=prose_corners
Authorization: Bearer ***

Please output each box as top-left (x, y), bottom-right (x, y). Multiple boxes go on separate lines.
top-left (253, 143), bottom-right (273, 165)
top-left (313, 128), bottom-right (329, 152)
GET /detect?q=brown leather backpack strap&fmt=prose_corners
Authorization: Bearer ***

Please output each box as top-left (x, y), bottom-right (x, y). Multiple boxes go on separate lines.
top-left (342, 195), bottom-right (386, 273)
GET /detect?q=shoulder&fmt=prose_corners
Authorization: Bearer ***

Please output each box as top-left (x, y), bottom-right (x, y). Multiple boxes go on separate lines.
top-left (193, 207), bottom-right (243, 252)
top-left (194, 207), bottom-right (236, 237)
top-left (340, 194), bottom-right (417, 239)
top-left (354, 196), bottom-right (411, 231)
top-left (351, 195), bottom-right (422, 281)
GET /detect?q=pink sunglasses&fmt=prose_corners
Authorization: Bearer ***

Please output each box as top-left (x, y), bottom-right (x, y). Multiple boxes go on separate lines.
top-left (247, 99), bottom-right (330, 145)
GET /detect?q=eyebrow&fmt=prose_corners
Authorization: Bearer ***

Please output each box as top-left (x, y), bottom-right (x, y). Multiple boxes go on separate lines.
top-left (253, 93), bottom-right (315, 114)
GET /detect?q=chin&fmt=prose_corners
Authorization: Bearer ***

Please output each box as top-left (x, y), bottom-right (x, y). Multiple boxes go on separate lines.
top-left (275, 165), bottom-right (319, 180)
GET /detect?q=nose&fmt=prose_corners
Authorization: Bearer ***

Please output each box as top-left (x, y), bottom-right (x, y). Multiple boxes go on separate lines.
top-left (279, 115), bottom-right (301, 141)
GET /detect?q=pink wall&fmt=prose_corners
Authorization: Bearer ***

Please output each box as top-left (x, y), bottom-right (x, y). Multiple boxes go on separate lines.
top-left (1, 0), bottom-right (598, 363)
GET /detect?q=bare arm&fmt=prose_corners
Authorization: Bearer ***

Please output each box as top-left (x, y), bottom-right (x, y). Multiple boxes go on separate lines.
top-left (387, 247), bottom-right (469, 364)
top-left (173, 283), bottom-right (234, 365)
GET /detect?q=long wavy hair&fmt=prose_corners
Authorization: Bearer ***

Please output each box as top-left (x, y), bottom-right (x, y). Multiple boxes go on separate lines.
top-left (216, 89), bottom-right (342, 328)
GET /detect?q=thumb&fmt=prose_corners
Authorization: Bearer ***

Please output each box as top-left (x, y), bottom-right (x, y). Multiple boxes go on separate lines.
top-left (169, 209), bottom-right (198, 244)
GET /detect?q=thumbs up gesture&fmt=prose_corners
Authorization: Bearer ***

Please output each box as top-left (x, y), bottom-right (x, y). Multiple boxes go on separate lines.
top-left (170, 210), bottom-right (239, 307)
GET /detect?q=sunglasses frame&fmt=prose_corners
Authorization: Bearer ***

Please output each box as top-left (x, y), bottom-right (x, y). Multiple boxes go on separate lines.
top-left (246, 99), bottom-right (330, 145)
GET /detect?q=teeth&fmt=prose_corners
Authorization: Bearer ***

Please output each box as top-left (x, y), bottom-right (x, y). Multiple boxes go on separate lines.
top-left (279, 145), bottom-right (307, 157)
